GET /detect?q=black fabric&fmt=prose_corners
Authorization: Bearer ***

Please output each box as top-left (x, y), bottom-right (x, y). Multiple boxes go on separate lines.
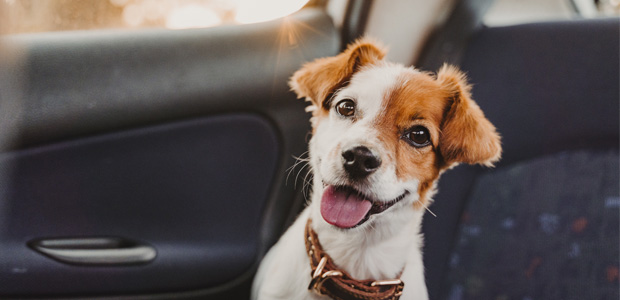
top-left (422, 18), bottom-right (620, 299)
top-left (443, 150), bottom-right (619, 300)
top-left (0, 115), bottom-right (278, 295)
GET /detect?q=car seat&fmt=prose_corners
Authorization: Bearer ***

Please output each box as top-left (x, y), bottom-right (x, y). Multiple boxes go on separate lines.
top-left (421, 17), bottom-right (619, 300)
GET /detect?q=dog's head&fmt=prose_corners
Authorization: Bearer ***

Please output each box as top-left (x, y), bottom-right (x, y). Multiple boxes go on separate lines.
top-left (290, 38), bottom-right (501, 230)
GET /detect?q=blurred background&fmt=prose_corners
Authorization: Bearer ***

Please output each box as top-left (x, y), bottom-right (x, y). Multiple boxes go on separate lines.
top-left (2, 0), bottom-right (619, 31)
top-left (1, 0), bottom-right (618, 65)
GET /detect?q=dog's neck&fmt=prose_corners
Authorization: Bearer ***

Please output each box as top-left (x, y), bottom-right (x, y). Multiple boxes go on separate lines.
top-left (308, 180), bottom-right (425, 281)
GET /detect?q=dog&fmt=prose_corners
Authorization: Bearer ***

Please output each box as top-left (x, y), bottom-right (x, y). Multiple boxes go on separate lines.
top-left (252, 38), bottom-right (501, 300)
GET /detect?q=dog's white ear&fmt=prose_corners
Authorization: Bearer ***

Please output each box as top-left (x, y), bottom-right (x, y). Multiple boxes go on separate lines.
top-left (437, 64), bottom-right (502, 168)
top-left (289, 38), bottom-right (386, 112)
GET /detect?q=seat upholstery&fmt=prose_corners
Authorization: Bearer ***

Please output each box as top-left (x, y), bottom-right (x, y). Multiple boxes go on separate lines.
top-left (421, 18), bottom-right (620, 300)
top-left (444, 150), bottom-right (618, 299)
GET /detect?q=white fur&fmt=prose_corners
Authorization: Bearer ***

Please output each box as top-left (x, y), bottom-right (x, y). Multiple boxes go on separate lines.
top-left (252, 64), bottom-right (429, 300)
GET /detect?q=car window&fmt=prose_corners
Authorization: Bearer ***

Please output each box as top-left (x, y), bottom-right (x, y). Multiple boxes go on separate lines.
top-left (1, 0), bottom-right (320, 34)
top-left (484, 0), bottom-right (619, 26)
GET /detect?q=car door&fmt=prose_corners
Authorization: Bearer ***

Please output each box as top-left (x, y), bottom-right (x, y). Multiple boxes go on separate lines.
top-left (0, 7), bottom-right (339, 299)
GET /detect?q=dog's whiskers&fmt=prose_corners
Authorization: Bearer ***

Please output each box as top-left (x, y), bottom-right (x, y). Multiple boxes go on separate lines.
top-left (301, 169), bottom-right (313, 200)
top-left (294, 161), bottom-right (310, 189)
top-left (292, 153), bottom-right (310, 162)
top-left (423, 204), bottom-right (437, 218)
top-left (285, 151), bottom-right (310, 186)
top-left (285, 162), bottom-right (301, 184)
top-left (368, 221), bottom-right (376, 232)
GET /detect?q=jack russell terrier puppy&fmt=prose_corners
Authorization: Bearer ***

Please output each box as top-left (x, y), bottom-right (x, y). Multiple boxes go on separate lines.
top-left (252, 38), bottom-right (501, 300)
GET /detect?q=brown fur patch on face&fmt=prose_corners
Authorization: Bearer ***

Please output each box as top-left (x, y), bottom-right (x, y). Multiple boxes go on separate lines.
top-left (374, 71), bottom-right (448, 208)
top-left (376, 71), bottom-right (448, 172)
top-left (289, 38), bottom-right (386, 124)
top-left (374, 65), bottom-right (502, 209)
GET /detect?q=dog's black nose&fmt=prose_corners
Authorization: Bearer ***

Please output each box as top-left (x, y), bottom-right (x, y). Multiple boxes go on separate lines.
top-left (342, 146), bottom-right (382, 179)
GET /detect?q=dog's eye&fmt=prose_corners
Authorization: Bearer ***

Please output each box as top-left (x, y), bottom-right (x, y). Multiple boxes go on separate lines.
top-left (404, 126), bottom-right (431, 147)
top-left (335, 99), bottom-right (356, 117)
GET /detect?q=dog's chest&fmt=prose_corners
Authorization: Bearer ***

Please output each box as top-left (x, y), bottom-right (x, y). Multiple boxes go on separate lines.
top-left (316, 227), bottom-right (419, 280)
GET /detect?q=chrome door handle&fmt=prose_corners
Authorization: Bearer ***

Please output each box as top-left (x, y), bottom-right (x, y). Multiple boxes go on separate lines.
top-left (29, 237), bottom-right (156, 266)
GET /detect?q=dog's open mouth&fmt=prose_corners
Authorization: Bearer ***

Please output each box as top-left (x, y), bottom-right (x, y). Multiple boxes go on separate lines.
top-left (320, 185), bottom-right (408, 229)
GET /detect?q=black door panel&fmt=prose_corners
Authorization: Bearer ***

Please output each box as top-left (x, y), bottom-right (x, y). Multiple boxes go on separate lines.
top-left (1, 114), bottom-right (278, 296)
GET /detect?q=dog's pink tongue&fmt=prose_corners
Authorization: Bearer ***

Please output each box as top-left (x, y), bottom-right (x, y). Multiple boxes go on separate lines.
top-left (320, 186), bottom-right (372, 228)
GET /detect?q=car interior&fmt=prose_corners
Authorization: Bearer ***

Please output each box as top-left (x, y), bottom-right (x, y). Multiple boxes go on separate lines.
top-left (0, 0), bottom-right (618, 299)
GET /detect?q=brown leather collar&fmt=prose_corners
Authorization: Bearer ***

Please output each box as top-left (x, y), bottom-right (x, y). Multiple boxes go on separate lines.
top-left (304, 219), bottom-right (404, 300)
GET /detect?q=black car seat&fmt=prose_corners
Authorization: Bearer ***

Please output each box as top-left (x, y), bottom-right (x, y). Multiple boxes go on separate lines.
top-left (421, 18), bottom-right (619, 300)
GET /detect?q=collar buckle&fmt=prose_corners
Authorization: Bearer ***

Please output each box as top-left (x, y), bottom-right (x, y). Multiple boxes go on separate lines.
top-left (371, 279), bottom-right (404, 297)
top-left (308, 256), bottom-right (343, 294)
top-left (371, 279), bottom-right (403, 287)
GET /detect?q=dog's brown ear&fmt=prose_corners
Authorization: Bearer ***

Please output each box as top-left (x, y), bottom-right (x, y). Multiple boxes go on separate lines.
top-left (289, 38), bottom-right (386, 112)
top-left (437, 64), bottom-right (502, 168)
